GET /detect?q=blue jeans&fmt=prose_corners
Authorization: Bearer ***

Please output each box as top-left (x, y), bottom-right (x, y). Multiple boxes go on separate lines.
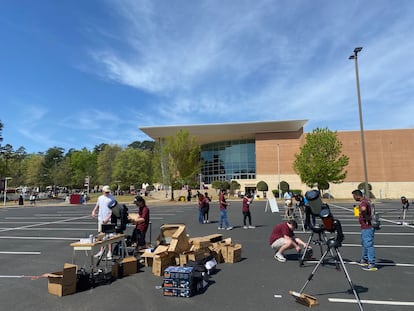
top-left (198, 208), bottom-right (204, 224)
top-left (361, 228), bottom-right (375, 264)
top-left (219, 209), bottom-right (230, 228)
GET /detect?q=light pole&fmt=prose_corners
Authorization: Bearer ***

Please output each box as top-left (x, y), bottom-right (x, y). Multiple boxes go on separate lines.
top-left (277, 144), bottom-right (281, 199)
top-left (3, 177), bottom-right (12, 206)
top-left (349, 47), bottom-right (369, 198)
top-left (199, 173), bottom-right (202, 191)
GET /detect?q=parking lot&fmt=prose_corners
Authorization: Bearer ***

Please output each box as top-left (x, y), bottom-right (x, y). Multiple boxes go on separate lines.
top-left (0, 198), bottom-right (413, 311)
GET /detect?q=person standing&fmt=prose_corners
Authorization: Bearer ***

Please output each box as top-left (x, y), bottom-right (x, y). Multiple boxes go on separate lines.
top-left (218, 189), bottom-right (232, 230)
top-left (198, 193), bottom-right (210, 223)
top-left (91, 185), bottom-right (116, 259)
top-left (269, 219), bottom-right (307, 262)
top-left (198, 194), bottom-right (205, 224)
top-left (399, 196), bottom-right (409, 221)
top-left (242, 194), bottom-right (255, 229)
top-left (352, 189), bottom-right (377, 271)
top-left (131, 195), bottom-right (150, 249)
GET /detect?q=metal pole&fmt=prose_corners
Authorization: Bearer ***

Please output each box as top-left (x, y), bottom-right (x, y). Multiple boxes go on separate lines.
top-left (277, 144), bottom-right (281, 199)
top-left (350, 47), bottom-right (369, 198)
top-left (3, 177), bottom-right (11, 206)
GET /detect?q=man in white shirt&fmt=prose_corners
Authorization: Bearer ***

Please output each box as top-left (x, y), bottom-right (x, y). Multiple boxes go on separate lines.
top-left (91, 185), bottom-right (116, 259)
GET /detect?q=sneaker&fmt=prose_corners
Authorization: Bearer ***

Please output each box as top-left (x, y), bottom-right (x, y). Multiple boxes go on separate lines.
top-left (243, 226), bottom-right (249, 229)
top-left (248, 225), bottom-right (256, 229)
top-left (106, 251), bottom-right (112, 260)
top-left (358, 260), bottom-right (368, 267)
top-left (206, 220), bottom-right (209, 223)
top-left (362, 264), bottom-right (378, 271)
top-left (274, 253), bottom-right (286, 262)
top-left (94, 250), bottom-right (103, 258)
top-left (218, 227), bottom-right (224, 230)
top-left (226, 226), bottom-right (233, 230)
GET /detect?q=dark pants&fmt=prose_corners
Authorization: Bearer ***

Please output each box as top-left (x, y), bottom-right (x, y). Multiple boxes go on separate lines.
top-left (132, 228), bottom-right (146, 247)
top-left (243, 211), bottom-right (252, 226)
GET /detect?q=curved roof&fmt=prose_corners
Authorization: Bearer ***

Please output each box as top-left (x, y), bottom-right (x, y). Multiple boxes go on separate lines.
top-left (140, 120), bottom-right (308, 144)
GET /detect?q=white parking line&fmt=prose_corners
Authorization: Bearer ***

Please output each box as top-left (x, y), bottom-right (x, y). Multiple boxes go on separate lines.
top-left (0, 251), bottom-right (40, 255)
top-left (329, 298), bottom-right (414, 306)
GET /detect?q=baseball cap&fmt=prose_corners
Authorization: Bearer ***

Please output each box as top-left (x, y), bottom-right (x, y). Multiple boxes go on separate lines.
top-left (102, 185), bottom-right (111, 193)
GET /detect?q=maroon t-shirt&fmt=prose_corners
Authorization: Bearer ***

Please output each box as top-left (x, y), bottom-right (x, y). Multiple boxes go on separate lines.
top-left (242, 197), bottom-right (250, 212)
top-left (136, 205), bottom-right (150, 233)
top-left (269, 222), bottom-right (293, 245)
top-left (358, 198), bottom-right (372, 229)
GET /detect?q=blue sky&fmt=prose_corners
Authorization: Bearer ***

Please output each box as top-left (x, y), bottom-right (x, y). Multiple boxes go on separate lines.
top-left (1, 0), bottom-right (413, 154)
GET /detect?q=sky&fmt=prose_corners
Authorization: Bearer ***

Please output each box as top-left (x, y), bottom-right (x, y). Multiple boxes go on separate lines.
top-left (0, 0), bottom-right (413, 154)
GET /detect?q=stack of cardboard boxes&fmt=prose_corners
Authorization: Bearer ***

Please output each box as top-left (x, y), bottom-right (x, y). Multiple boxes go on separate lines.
top-left (140, 224), bottom-right (242, 276)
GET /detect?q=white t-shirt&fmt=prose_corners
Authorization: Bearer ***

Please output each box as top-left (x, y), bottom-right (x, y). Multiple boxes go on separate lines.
top-left (96, 194), bottom-right (115, 222)
top-left (284, 192), bottom-right (292, 200)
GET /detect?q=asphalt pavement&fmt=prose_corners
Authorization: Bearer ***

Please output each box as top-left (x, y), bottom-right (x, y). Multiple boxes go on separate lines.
top-left (0, 198), bottom-right (413, 311)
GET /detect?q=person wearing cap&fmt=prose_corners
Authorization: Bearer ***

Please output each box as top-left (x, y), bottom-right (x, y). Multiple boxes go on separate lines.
top-left (269, 219), bottom-right (307, 262)
top-left (91, 185), bottom-right (116, 259)
top-left (131, 195), bottom-right (150, 249)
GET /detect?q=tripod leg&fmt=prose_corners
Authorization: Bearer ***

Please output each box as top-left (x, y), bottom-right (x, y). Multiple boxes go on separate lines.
top-left (335, 248), bottom-right (364, 311)
top-left (299, 247), bottom-right (331, 294)
top-left (300, 232), bottom-right (314, 266)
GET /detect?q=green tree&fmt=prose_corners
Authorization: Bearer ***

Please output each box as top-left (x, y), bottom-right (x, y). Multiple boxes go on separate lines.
top-left (0, 143), bottom-right (14, 177)
top-left (25, 154), bottom-right (44, 189)
top-left (256, 180), bottom-right (268, 197)
top-left (97, 145), bottom-right (121, 186)
top-left (162, 130), bottom-right (201, 200)
top-left (112, 147), bottom-right (152, 191)
top-left (229, 180), bottom-right (241, 195)
top-left (212, 180), bottom-right (223, 191)
top-left (293, 127), bottom-right (349, 191)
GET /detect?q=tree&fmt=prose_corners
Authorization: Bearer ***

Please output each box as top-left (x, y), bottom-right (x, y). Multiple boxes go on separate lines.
top-left (96, 144), bottom-right (121, 186)
top-left (256, 180), bottom-right (268, 197)
top-left (229, 180), bottom-right (240, 195)
top-left (162, 130), bottom-right (201, 200)
top-left (293, 127), bottom-right (349, 191)
top-left (112, 147), bottom-right (152, 191)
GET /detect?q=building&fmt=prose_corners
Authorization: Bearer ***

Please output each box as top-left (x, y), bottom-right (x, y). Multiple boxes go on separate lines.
top-left (140, 120), bottom-right (414, 199)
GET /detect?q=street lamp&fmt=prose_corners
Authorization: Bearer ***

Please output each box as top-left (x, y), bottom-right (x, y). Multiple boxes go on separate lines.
top-left (349, 47), bottom-right (369, 198)
top-left (3, 177), bottom-right (12, 206)
top-left (277, 144), bottom-right (281, 199)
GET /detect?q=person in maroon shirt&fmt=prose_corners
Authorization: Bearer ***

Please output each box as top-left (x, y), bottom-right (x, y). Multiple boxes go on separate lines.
top-left (131, 195), bottom-right (150, 249)
top-left (269, 219), bottom-right (307, 262)
top-left (242, 193), bottom-right (255, 229)
top-left (352, 189), bottom-right (377, 271)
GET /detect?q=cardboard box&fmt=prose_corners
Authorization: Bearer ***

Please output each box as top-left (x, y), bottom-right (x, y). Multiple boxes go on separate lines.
top-left (190, 237), bottom-right (212, 250)
top-left (121, 256), bottom-right (137, 276)
top-left (223, 243), bottom-right (242, 263)
top-left (140, 245), bottom-right (170, 267)
top-left (157, 224), bottom-right (191, 253)
top-left (152, 253), bottom-right (175, 276)
top-left (187, 248), bottom-right (211, 262)
top-left (46, 263), bottom-right (77, 297)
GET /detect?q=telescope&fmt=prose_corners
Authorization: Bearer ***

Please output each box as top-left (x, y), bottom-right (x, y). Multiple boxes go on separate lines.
top-left (291, 189), bottom-right (363, 311)
top-left (109, 202), bottom-right (129, 234)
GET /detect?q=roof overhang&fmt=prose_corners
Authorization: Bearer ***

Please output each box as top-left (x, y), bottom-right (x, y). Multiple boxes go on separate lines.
top-left (140, 120), bottom-right (308, 145)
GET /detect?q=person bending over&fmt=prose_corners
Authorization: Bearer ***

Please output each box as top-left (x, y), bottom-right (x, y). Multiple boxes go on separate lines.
top-left (269, 219), bottom-right (307, 262)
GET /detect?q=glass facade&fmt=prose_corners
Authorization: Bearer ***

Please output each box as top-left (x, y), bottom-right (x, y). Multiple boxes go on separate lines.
top-left (201, 139), bottom-right (256, 184)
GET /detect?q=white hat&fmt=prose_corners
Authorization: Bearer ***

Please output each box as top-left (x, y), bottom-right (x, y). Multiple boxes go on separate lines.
top-left (102, 185), bottom-right (111, 193)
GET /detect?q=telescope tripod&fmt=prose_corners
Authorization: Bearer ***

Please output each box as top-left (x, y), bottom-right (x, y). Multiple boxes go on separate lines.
top-left (297, 242), bottom-right (364, 311)
top-left (299, 229), bottom-right (338, 268)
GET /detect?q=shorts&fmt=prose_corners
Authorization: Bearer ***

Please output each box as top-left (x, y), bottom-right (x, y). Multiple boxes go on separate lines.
top-left (271, 238), bottom-right (286, 250)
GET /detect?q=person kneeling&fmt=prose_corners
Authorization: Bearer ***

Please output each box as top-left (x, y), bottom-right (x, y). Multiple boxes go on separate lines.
top-left (269, 220), bottom-right (308, 262)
